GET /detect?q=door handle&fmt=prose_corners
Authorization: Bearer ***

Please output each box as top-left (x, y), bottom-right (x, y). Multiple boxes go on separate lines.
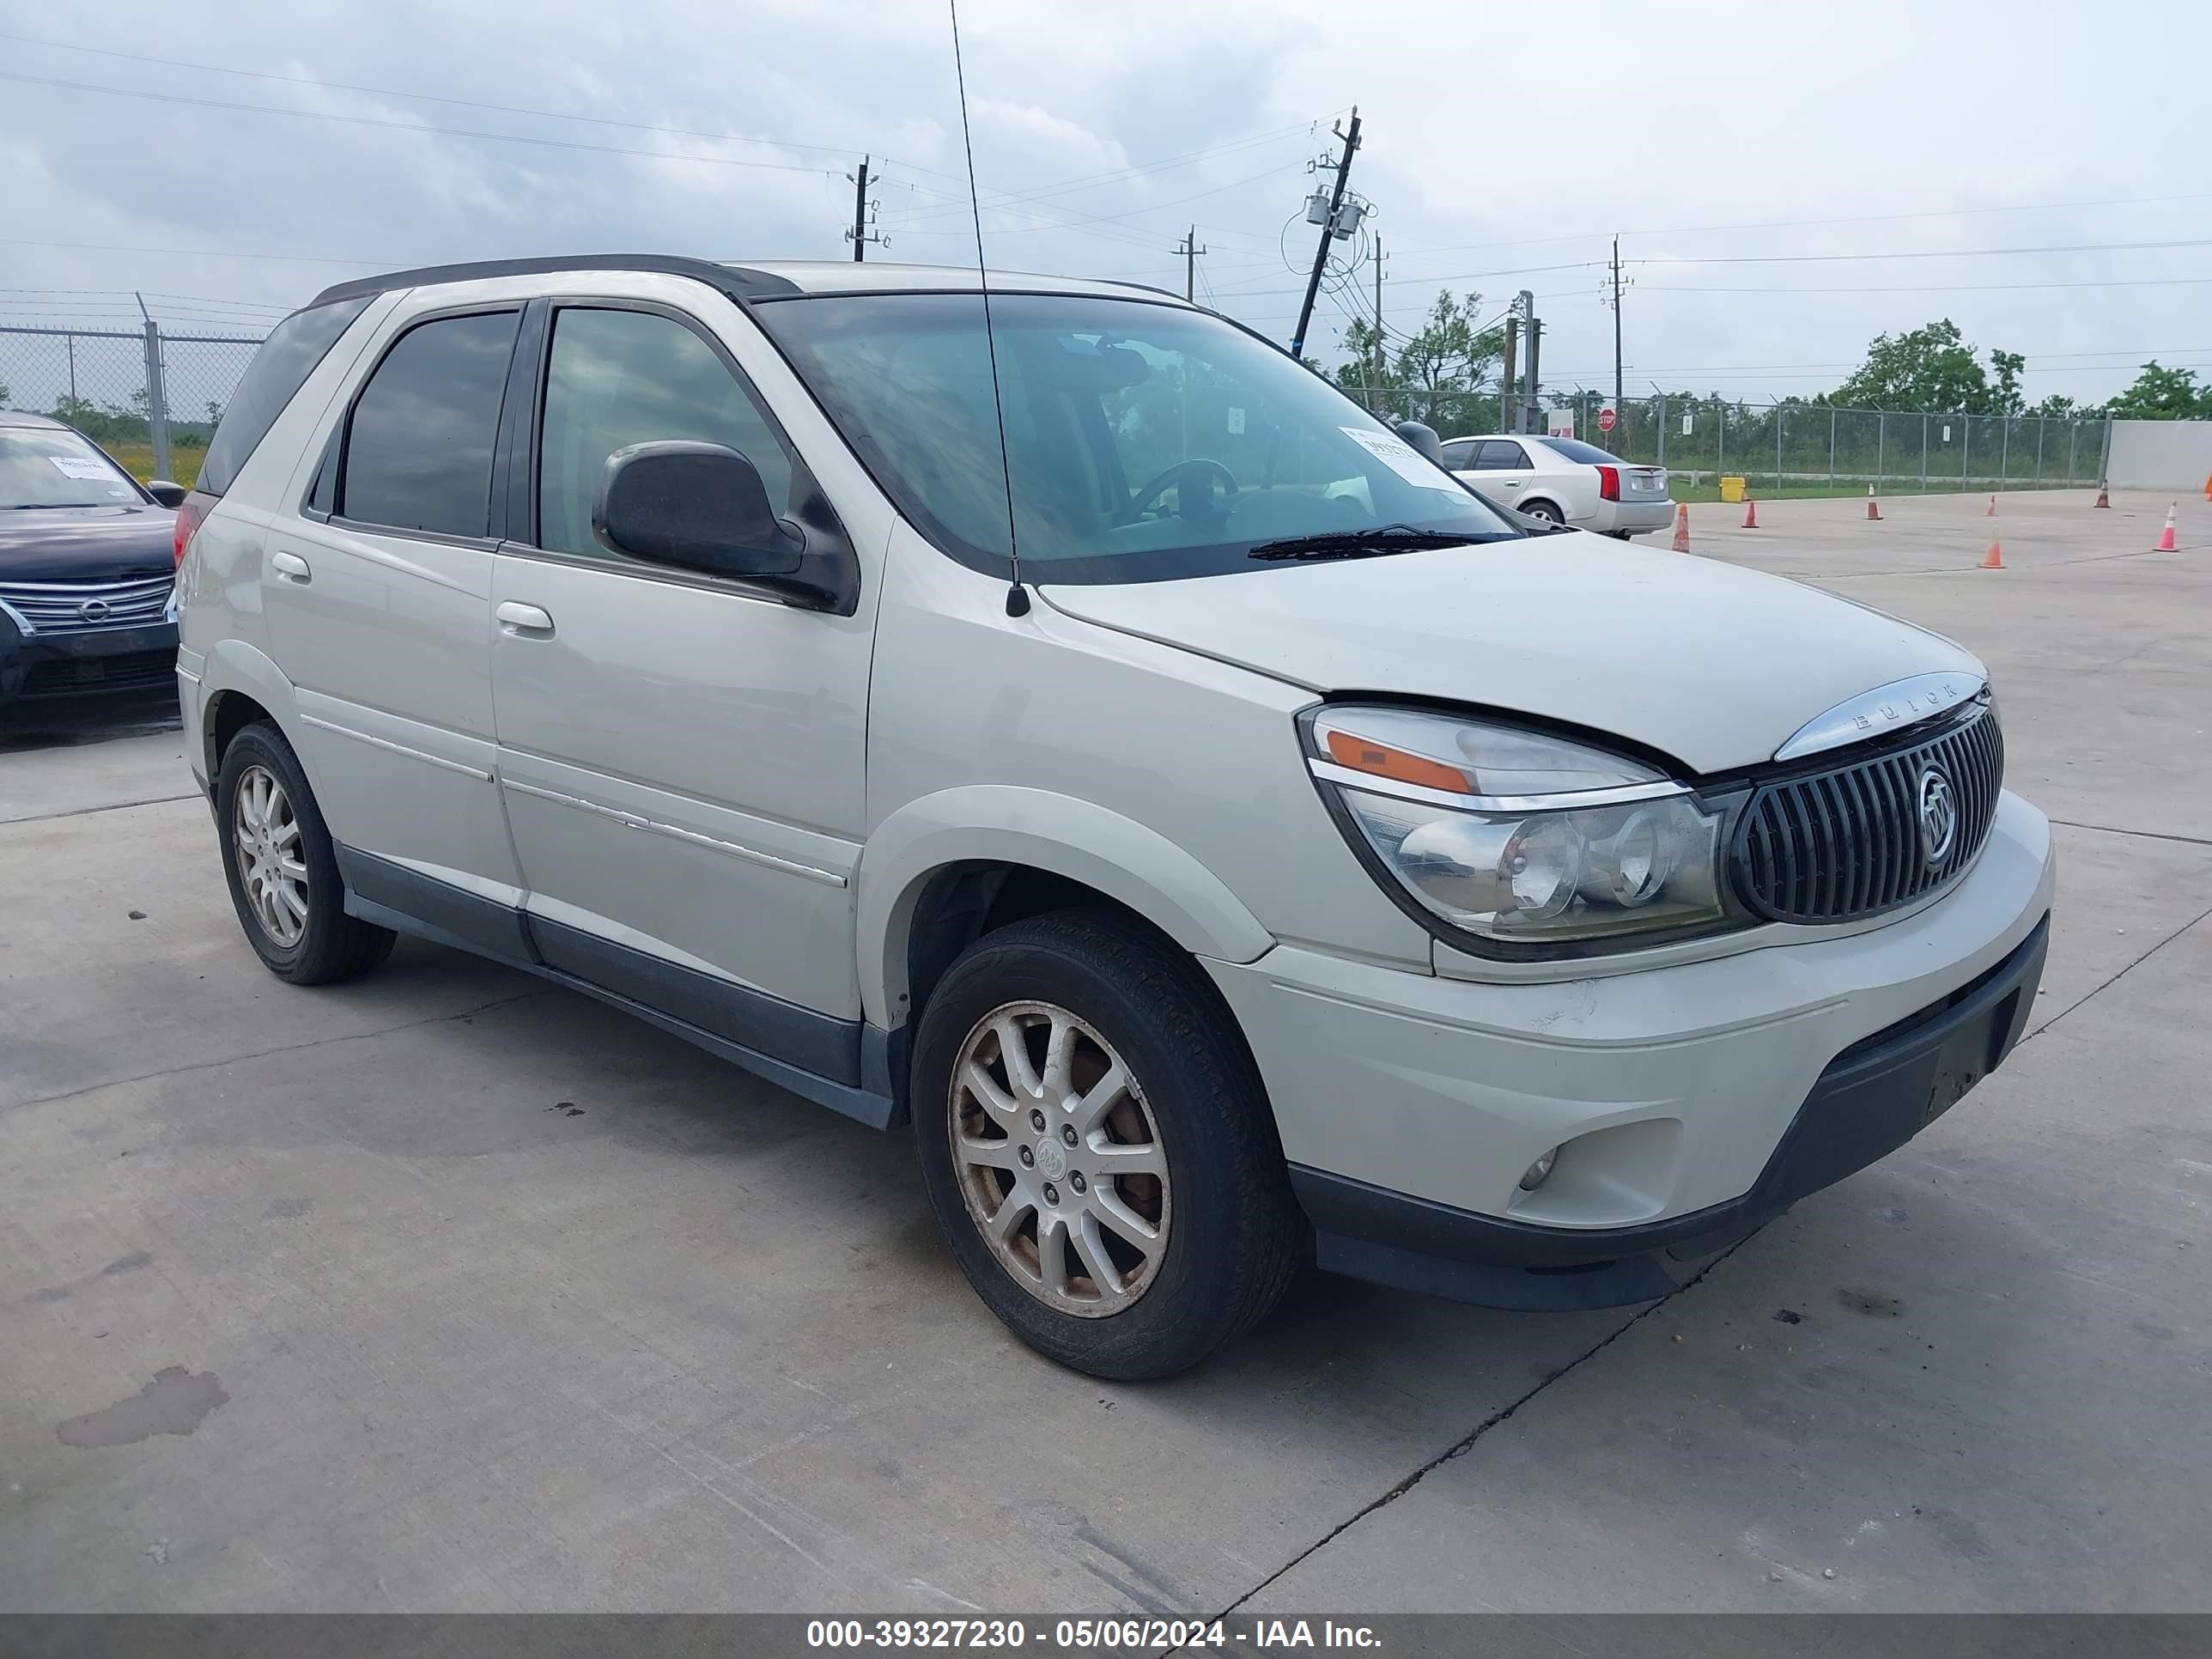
top-left (495, 600), bottom-right (556, 636)
top-left (270, 550), bottom-right (313, 583)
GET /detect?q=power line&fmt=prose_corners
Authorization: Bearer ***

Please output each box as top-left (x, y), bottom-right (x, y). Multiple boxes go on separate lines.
top-left (883, 118), bottom-right (1332, 228)
top-left (1210, 258), bottom-right (1603, 299)
top-left (0, 238), bottom-right (411, 267)
top-left (938, 161), bottom-right (1309, 240)
top-left (1636, 237), bottom-right (2212, 265)
top-left (1638, 276), bottom-right (2212, 294)
top-left (0, 70), bottom-right (848, 175)
top-left (1385, 190), bottom-right (2212, 260)
top-left (0, 28), bottom-right (933, 174)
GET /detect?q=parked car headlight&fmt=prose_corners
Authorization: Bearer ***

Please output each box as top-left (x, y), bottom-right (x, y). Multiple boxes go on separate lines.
top-left (1304, 704), bottom-right (1746, 953)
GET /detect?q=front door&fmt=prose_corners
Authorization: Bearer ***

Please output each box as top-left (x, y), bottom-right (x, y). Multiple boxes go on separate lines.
top-left (489, 298), bottom-right (876, 1080)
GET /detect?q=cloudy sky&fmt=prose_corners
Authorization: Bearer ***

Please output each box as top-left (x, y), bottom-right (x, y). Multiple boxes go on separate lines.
top-left (3, 0), bottom-right (2207, 406)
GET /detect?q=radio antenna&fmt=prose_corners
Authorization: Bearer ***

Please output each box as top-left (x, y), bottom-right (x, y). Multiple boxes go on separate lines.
top-left (947, 0), bottom-right (1029, 617)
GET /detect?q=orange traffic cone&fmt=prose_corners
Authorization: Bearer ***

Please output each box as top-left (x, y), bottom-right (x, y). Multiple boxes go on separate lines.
top-left (1979, 533), bottom-right (2004, 570)
top-left (2203, 473), bottom-right (2211, 503)
top-left (1670, 502), bottom-right (1690, 553)
top-left (2094, 479), bottom-right (2111, 508)
top-left (1741, 494), bottom-right (1759, 530)
top-left (1865, 485), bottom-right (1882, 521)
top-left (1985, 494), bottom-right (1997, 517)
top-left (2156, 504), bottom-right (2179, 551)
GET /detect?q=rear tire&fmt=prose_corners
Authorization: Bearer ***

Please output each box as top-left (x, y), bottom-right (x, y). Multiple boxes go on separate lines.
top-left (215, 720), bottom-right (395, 985)
top-left (1519, 499), bottom-right (1563, 526)
top-left (912, 909), bottom-right (1304, 1380)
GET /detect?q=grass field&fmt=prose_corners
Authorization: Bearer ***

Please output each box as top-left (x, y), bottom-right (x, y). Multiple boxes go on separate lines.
top-left (108, 443), bottom-right (204, 489)
top-left (1665, 477), bottom-right (2084, 506)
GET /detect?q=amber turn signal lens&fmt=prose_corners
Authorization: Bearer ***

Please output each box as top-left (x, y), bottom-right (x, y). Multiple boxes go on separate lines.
top-left (1323, 729), bottom-right (1470, 793)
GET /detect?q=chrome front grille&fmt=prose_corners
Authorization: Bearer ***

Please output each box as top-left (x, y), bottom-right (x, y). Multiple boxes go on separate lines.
top-left (1730, 701), bottom-right (2004, 925)
top-left (0, 575), bottom-right (174, 635)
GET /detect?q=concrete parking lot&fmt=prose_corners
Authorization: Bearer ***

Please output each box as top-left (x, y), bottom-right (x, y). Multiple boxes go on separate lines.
top-left (3, 486), bottom-right (2207, 1613)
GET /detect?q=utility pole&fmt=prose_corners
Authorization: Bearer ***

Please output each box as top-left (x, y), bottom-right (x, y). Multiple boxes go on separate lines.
top-left (1289, 107), bottom-right (1361, 363)
top-left (1175, 226), bottom-right (1207, 301)
top-left (1501, 311), bottom-right (1519, 434)
top-left (1525, 316), bottom-right (1545, 435)
top-left (1610, 235), bottom-right (1624, 421)
top-left (1371, 235), bottom-right (1388, 385)
top-left (847, 156), bottom-right (884, 262)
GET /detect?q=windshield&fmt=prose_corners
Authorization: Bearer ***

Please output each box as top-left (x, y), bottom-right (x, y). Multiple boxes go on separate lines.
top-left (756, 290), bottom-right (1520, 582)
top-left (0, 426), bottom-right (142, 510)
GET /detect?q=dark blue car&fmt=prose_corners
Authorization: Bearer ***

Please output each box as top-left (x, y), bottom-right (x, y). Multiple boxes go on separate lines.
top-left (0, 410), bottom-right (182, 719)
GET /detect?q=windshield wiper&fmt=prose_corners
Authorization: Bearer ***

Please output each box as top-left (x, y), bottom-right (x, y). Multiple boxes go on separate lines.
top-left (1247, 525), bottom-right (1476, 561)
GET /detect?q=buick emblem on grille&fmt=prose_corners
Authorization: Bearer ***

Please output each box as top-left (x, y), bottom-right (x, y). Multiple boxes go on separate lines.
top-left (77, 598), bottom-right (112, 623)
top-left (1917, 765), bottom-right (1959, 867)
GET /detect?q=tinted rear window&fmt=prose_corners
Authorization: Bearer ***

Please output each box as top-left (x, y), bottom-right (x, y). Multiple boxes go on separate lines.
top-left (1544, 438), bottom-right (1621, 465)
top-left (338, 309), bottom-right (519, 538)
top-left (196, 297), bottom-right (372, 497)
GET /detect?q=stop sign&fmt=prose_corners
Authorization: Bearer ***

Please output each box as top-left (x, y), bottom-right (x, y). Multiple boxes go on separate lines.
top-left (1597, 405), bottom-right (1618, 434)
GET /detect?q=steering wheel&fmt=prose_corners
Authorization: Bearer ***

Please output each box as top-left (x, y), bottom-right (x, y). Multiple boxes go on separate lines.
top-left (1119, 458), bottom-right (1239, 528)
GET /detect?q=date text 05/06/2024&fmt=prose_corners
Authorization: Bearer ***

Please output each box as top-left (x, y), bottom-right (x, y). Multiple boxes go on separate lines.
top-left (803, 1618), bottom-right (1383, 1650)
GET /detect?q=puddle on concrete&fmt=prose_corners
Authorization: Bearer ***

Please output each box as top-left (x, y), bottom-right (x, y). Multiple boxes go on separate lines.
top-left (57, 1367), bottom-right (229, 1449)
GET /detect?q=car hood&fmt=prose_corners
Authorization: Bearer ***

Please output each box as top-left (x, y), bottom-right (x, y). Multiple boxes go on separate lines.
top-left (0, 503), bottom-right (176, 583)
top-left (1036, 531), bottom-right (1984, 775)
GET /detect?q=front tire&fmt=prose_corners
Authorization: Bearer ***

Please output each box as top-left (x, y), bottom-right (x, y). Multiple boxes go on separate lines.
top-left (912, 909), bottom-right (1304, 1380)
top-left (215, 720), bottom-right (395, 985)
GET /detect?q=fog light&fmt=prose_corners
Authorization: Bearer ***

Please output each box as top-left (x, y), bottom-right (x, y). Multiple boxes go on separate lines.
top-left (1518, 1146), bottom-right (1559, 1191)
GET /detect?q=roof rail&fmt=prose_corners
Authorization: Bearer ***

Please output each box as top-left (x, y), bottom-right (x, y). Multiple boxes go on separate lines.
top-left (308, 254), bottom-right (799, 310)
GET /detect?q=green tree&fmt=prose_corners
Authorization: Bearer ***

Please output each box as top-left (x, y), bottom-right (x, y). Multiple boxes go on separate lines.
top-left (1335, 290), bottom-right (1504, 432)
top-left (2107, 361), bottom-right (2210, 420)
top-left (1988, 349), bottom-right (2026, 416)
top-left (46, 392), bottom-right (150, 444)
top-left (1831, 318), bottom-right (2026, 413)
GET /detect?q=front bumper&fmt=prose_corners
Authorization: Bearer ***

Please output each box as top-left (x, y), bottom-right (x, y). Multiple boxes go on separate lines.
top-left (0, 612), bottom-right (179, 708)
top-left (1205, 788), bottom-right (2055, 1310)
top-left (1290, 913), bottom-right (2046, 1309)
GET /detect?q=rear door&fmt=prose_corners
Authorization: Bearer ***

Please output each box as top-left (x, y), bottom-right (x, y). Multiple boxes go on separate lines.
top-left (259, 302), bottom-right (528, 947)
top-left (487, 287), bottom-right (878, 1073)
top-left (1472, 438), bottom-right (1536, 502)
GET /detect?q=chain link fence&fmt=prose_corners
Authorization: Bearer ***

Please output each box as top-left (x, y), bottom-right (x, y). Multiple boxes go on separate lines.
top-left (0, 323), bottom-right (267, 487)
top-left (1342, 385), bottom-right (2115, 497)
top-left (3, 319), bottom-right (2119, 501)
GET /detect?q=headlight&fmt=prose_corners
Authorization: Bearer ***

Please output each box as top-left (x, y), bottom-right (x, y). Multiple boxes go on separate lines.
top-left (1304, 704), bottom-right (1745, 953)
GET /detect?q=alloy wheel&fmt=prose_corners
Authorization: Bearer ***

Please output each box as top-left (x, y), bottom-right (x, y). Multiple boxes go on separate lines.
top-left (948, 1000), bottom-right (1171, 1317)
top-left (233, 763), bottom-right (308, 947)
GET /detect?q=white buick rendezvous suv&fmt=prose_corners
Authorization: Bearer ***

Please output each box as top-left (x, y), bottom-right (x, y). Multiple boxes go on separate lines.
top-left (173, 257), bottom-right (2054, 1378)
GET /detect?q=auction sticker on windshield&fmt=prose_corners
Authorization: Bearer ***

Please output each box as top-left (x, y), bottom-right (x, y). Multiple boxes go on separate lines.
top-left (49, 457), bottom-right (115, 480)
top-left (1339, 427), bottom-right (1464, 493)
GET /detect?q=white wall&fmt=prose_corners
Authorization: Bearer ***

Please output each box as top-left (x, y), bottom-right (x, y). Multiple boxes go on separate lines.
top-left (2106, 420), bottom-right (2212, 490)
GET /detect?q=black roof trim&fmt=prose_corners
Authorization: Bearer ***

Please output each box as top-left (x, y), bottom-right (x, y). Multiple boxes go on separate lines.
top-left (307, 255), bottom-right (801, 310)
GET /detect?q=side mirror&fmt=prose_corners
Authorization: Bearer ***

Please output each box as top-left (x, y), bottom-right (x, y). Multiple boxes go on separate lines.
top-left (146, 479), bottom-right (186, 508)
top-left (592, 441), bottom-right (803, 579)
top-left (1393, 421), bottom-right (1444, 466)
